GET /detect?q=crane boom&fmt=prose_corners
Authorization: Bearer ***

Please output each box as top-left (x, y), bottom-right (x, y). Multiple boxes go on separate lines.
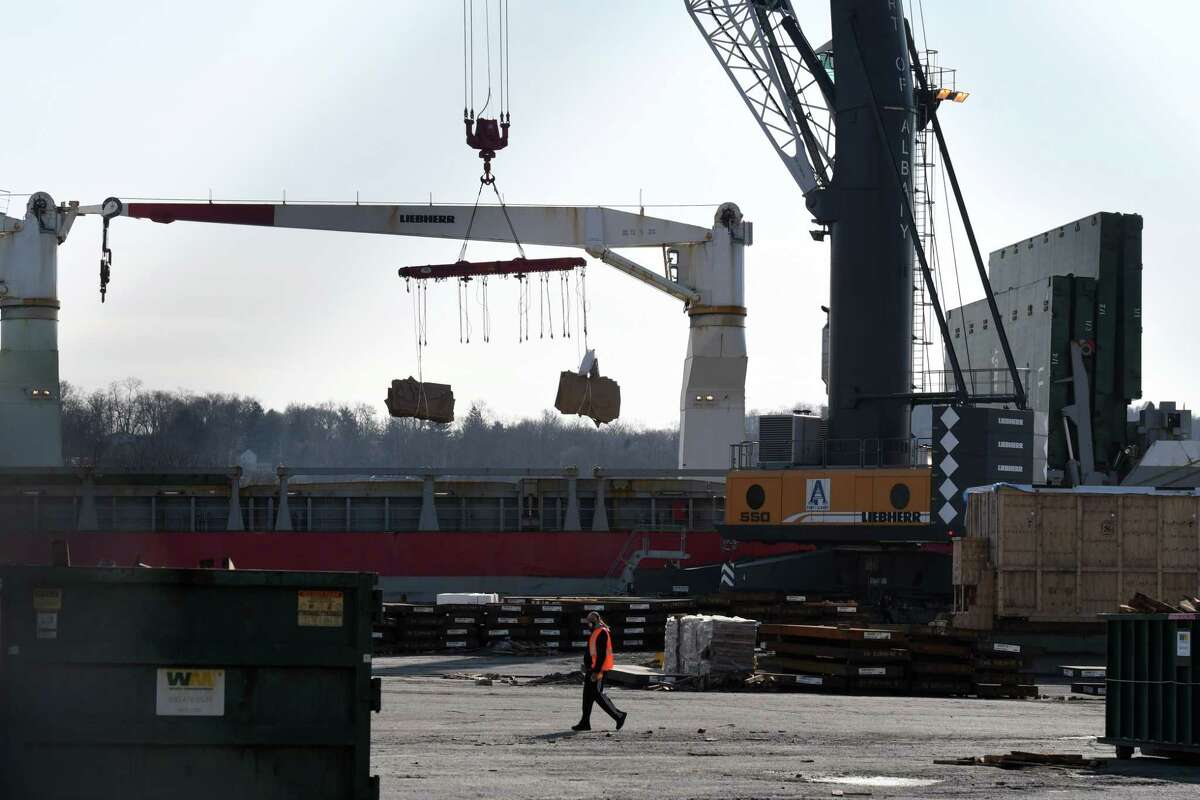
top-left (686, 0), bottom-right (834, 197)
top-left (4, 195), bottom-right (751, 471)
top-left (81, 201), bottom-right (714, 250)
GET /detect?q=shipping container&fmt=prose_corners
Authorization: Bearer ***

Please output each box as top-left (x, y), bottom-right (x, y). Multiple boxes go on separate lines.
top-left (0, 566), bottom-right (381, 799)
top-left (955, 485), bottom-right (1200, 626)
top-left (1100, 612), bottom-right (1200, 759)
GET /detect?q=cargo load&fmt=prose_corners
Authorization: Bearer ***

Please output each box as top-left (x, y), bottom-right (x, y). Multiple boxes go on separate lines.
top-left (436, 592), bottom-right (499, 605)
top-left (664, 614), bottom-right (757, 676)
top-left (386, 376), bottom-right (455, 423)
top-left (554, 350), bottom-right (620, 426)
top-left (953, 484), bottom-right (1200, 629)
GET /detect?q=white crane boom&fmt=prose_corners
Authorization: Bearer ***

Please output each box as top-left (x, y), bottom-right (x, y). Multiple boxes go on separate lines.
top-left (2, 194), bottom-right (751, 471)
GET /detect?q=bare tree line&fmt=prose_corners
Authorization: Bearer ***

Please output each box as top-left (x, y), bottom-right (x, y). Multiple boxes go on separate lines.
top-left (60, 379), bottom-right (680, 470)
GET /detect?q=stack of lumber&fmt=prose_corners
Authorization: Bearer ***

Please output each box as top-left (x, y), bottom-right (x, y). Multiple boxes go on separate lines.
top-left (503, 596), bottom-right (696, 652)
top-left (970, 638), bottom-right (1035, 698)
top-left (376, 596), bottom-right (696, 655)
top-left (485, 599), bottom-right (570, 649)
top-left (376, 603), bottom-right (446, 654)
top-left (1119, 591), bottom-right (1200, 614)
top-left (438, 604), bottom-right (486, 650)
top-left (757, 624), bottom-right (910, 693)
top-left (756, 623), bottom-right (1036, 698)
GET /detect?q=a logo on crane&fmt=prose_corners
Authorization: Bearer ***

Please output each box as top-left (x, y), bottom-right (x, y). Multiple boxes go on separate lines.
top-left (806, 478), bottom-right (831, 512)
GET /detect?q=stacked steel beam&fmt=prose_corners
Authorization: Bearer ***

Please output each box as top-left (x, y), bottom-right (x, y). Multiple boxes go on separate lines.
top-left (757, 623), bottom-right (1035, 697)
top-left (376, 596), bottom-right (697, 655)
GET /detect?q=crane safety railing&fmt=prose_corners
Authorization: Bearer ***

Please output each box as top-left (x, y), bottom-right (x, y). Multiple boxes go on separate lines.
top-left (731, 438), bottom-right (917, 470)
top-left (922, 367), bottom-right (1031, 400)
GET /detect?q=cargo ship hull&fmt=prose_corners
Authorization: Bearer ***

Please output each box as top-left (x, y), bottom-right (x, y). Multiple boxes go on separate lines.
top-left (0, 529), bottom-right (808, 599)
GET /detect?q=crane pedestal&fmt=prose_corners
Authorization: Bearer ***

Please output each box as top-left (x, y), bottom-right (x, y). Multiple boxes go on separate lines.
top-left (0, 193), bottom-right (70, 468)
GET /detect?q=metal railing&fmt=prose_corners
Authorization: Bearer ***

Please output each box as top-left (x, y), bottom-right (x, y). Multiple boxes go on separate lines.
top-left (732, 437), bottom-right (917, 469)
top-left (923, 367), bottom-right (1031, 401)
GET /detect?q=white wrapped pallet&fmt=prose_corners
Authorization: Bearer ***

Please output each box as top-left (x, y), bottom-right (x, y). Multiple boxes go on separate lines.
top-left (436, 593), bottom-right (500, 605)
top-left (665, 614), bottom-right (757, 676)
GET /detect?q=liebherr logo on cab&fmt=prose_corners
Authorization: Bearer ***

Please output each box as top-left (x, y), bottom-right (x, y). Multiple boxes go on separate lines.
top-left (399, 214), bottom-right (455, 223)
top-left (860, 511), bottom-right (923, 523)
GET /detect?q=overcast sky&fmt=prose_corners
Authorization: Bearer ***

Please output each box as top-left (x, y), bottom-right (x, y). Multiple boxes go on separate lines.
top-left (4, 1), bottom-right (1197, 428)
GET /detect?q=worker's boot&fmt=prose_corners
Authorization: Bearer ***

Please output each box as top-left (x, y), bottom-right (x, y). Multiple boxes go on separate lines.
top-left (571, 720), bottom-right (591, 731)
top-left (616, 711), bottom-right (627, 730)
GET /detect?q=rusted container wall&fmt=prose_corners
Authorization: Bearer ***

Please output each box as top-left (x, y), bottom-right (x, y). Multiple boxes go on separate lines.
top-left (964, 486), bottom-right (1200, 624)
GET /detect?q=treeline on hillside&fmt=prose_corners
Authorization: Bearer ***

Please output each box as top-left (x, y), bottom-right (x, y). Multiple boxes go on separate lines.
top-left (59, 379), bottom-right (679, 471)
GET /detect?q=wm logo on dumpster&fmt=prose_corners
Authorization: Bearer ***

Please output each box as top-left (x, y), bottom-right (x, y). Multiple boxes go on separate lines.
top-left (165, 670), bottom-right (217, 689)
top-left (157, 668), bottom-right (226, 716)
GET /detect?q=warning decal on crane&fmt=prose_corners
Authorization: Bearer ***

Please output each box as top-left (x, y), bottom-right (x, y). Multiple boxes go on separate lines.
top-left (806, 479), bottom-right (831, 512)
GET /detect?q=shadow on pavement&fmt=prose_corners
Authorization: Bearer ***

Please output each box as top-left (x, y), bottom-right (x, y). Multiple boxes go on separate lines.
top-left (1104, 757), bottom-right (1200, 784)
top-left (373, 655), bottom-right (574, 677)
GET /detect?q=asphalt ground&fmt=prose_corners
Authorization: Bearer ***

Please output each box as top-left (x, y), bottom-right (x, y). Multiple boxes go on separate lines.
top-left (371, 654), bottom-right (1200, 800)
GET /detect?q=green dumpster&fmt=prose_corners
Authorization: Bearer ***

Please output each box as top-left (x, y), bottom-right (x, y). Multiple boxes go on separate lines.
top-left (0, 566), bottom-right (382, 799)
top-left (1100, 612), bottom-right (1200, 760)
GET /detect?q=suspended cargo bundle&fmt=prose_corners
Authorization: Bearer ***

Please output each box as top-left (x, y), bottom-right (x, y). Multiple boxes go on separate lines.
top-left (554, 350), bottom-right (620, 427)
top-left (386, 377), bottom-right (455, 424)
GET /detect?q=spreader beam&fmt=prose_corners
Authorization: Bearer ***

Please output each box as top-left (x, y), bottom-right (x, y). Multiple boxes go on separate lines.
top-left (398, 256), bottom-right (586, 280)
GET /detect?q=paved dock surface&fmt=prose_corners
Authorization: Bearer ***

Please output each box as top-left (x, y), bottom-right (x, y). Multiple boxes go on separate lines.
top-left (372, 654), bottom-right (1200, 800)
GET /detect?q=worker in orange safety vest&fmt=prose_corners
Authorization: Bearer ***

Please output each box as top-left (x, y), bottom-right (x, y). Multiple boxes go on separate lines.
top-left (572, 611), bottom-right (627, 731)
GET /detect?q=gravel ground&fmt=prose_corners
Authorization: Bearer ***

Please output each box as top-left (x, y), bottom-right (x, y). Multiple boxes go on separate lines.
top-left (371, 654), bottom-right (1200, 800)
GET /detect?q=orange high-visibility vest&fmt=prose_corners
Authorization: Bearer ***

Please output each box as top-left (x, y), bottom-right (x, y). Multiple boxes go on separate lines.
top-left (587, 624), bottom-right (615, 672)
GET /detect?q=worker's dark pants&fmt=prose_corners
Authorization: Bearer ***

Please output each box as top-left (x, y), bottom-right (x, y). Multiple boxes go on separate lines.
top-left (581, 674), bottom-right (622, 724)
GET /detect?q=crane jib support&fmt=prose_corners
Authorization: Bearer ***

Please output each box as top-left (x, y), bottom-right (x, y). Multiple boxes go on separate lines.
top-left (753, 4), bottom-right (830, 189)
top-left (844, 14), bottom-right (969, 406)
top-left (904, 22), bottom-right (1027, 410)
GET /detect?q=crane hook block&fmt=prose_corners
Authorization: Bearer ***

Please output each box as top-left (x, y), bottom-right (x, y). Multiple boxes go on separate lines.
top-left (464, 114), bottom-right (510, 183)
top-left (98, 197), bottom-right (123, 303)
